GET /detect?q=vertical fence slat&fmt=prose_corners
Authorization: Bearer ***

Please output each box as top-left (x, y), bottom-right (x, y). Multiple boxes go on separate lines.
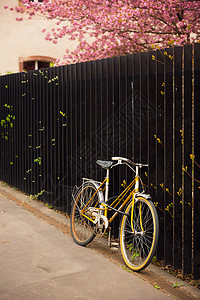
top-left (49, 67), bottom-right (55, 207)
top-left (33, 70), bottom-right (38, 195)
top-left (54, 67), bottom-right (59, 208)
top-left (35, 70), bottom-right (39, 197)
top-left (113, 57), bottom-right (121, 236)
top-left (43, 68), bottom-right (49, 206)
top-left (1, 75), bottom-right (4, 181)
top-left (112, 57), bottom-right (120, 201)
top-left (140, 52), bottom-right (148, 166)
top-left (68, 65), bottom-right (73, 190)
top-left (76, 63), bottom-right (81, 186)
top-left (20, 72), bottom-right (25, 191)
top-left (12, 74), bottom-right (17, 188)
top-left (38, 70), bottom-right (42, 202)
top-left (99, 60), bottom-right (105, 161)
top-left (123, 55), bottom-right (133, 185)
top-left (164, 48), bottom-right (173, 265)
top-left (9, 75), bottom-right (13, 186)
top-left (156, 49), bottom-right (165, 261)
top-left (126, 55), bottom-right (133, 162)
top-left (107, 57), bottom-right (115, 197)
top-left (23, 71), bottom-right (28, 193)
top-left (93, 61), bottom-right (98, 179)
top-left (40, 69), bottom-right (45, 204)
top-left (64, 66), bottom-right (70, 213)
top-left (55, 68), bottom-right (59, 209)
top-left (119, 56), bottom-right (127, 158)
top-left (80, 62), bottom-right (86, 179)
top-left (131, 55), bottom-right (135, 163)
top-left (124, 56), bottom-right (128, 162)
top-left (59, 67), bottom-right (64, 211)
top-left (183, 44), bottom-right (193, 275)
top-left (85, 62), bottom-right (92, 176)
top-left (3, 76), bottom-right (7, 183)
top-left (133, 53), bottom-right (141, 163)
top-left (114, 56), bottom-right (120, 158)
top-left (148, 51), bottom-right (156, 211)
top-left (96, 59), bottom-right (102, 172)
top-left (173, 46), bottom-right (183, 270)
top-left (102, 59), bottom-right (109, 161)
top-left (193, 43), bottom-right (200, 280)
top-left (0, 77), bottom-right (4, 182)
top-left (75, 64), bottom-right (81, 187)
top-left (91, 61), bottom-right (97, 179)
top-left (28, 71), bottom-right (32, 195)
top-left (72, 65), bottom-right (77, 188)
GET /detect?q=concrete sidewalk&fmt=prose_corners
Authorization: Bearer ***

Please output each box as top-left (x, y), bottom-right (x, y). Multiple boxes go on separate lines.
top-left (0, 183), bottom-right (199, 300)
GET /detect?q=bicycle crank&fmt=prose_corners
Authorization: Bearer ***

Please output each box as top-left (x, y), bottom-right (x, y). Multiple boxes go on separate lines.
top-left (89, 207), bottom-right (109, 232)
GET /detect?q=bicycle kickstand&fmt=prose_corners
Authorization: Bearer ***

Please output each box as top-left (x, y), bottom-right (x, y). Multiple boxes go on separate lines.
top-left (107, 227), bottom-right (119, 251)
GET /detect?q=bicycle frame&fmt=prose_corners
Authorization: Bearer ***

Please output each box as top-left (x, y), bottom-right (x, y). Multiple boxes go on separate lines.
top-left (81, 164), bottom-right (142, 225)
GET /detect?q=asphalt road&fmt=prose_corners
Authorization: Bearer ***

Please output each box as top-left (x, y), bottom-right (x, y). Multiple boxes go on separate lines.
top-left (0, 193), bottom-right (172, 300)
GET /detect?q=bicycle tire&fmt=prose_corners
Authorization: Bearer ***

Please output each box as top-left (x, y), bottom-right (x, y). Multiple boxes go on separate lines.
top-left (120, 197), bottom-right (159, 271)
top-left (70, 181), bottom-right (103, 246)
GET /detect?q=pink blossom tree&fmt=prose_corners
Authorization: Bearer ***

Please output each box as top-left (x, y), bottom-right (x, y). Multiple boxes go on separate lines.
top-left (5, 0), bottom-right (200, 64)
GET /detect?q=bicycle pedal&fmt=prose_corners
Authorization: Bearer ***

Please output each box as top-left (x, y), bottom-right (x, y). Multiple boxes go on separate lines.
top-left (110, 241), bottom-right (119, 251)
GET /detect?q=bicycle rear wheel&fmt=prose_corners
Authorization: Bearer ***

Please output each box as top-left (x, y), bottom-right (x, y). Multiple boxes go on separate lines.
top-left (120, 197), bottom-right (159, 271)
top-left (70, 181), bottom-right (103, 246)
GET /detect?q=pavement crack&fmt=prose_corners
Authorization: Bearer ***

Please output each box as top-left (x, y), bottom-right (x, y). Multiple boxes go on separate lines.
top-left (36, 265), bottom-right (52, 273)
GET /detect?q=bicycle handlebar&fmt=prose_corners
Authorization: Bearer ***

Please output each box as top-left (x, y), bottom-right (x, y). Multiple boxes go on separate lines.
top-left (111, 157), bottom-right (148, 168)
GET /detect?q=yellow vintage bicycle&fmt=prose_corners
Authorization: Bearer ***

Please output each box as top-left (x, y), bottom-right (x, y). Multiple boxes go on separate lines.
top-left (70, 157), bottom-right (159, 271)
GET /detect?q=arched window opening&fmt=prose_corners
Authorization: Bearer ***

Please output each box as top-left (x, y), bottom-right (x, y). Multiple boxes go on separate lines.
top-left (19, 56), bottom-right (56, 72)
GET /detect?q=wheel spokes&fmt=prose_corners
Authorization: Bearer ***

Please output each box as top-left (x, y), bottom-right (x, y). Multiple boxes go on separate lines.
top-left (122, 200), bottom-right (155, 268)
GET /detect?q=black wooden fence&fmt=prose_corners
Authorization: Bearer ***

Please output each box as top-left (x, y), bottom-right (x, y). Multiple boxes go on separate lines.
top-left (0, 43), bottom-right (200, 279)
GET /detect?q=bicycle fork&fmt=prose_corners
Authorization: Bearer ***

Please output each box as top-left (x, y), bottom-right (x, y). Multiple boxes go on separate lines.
top-left (131, 166), bottom-right (144, 234)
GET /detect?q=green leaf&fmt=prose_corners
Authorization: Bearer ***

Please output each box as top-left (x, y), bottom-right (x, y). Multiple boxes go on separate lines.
top-left (173, 282), bottom-right (183, 288)
top-left (154, 285), bottom-right (160, 289)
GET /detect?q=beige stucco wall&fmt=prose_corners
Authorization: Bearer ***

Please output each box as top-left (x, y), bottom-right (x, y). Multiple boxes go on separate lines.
top-left (0, 0), bottom-right (77, 74)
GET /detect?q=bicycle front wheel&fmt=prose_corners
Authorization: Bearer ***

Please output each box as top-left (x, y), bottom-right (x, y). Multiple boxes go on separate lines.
top-left (120, 197), bottom-right (159, 271)
top-left (70, 181), bottom-right (103, 246)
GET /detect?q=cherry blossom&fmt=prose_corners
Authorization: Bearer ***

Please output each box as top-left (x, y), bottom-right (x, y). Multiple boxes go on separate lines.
top-left (5, 0), bottom-right (200, 64)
